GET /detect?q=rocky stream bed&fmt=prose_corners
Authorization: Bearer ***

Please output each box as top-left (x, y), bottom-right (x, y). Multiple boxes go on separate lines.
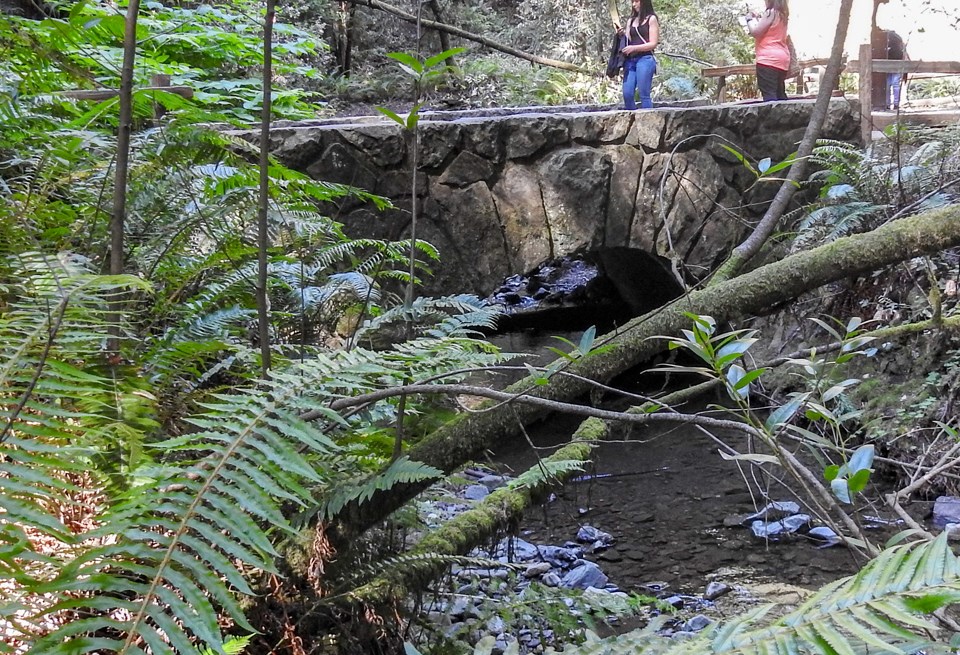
top-left (408, 397), bottom-right (943, 653)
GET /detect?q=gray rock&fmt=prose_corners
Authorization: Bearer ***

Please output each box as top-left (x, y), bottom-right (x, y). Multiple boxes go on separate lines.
top-left (464, 484), bottom-right (490, 500)
top-left (491, 537), bottom-right (540, 562)
top-left (477, 474), bottom-right (511, 489)
top-left (449, 597), bottom-right (472, 618)
top-left (576, 525), bottom-right (614, 546)
top-left (704, 581), bottom-right (732, 601)
top-left (663, 595), bottom-right (684, 608)
top-left (542, 572), bottom-right (562, 587)
top-left (536, 545), bottom-right (580, 568)
top-left (933, 496), bottom-right (960, 528)
top-left (457, 567), bottom-right (511, 580)
top-left (640, 581), bottom-right (669, 593)
top-left (683, 615), bottom-right (712, 632)
top-left (745, 501), bottom-right (801, 521)
top-left (524, 562), bottom-right (552, 577)
top-left (808, 526), bottom-right (842, 547)
top-left (750, 514), bottom-right (811, 538)
top-left (560, 561), bottom-right (608, 590)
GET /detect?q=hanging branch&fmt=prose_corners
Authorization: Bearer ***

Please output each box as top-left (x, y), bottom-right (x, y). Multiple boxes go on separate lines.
top-left (256, 0), bottom-right (276, 376)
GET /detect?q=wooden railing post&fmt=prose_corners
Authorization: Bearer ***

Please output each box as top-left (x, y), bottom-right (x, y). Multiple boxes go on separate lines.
top-left (150, 74), bottom-right (170, 120)
top-left (858, 43), bottom-right (873, 146)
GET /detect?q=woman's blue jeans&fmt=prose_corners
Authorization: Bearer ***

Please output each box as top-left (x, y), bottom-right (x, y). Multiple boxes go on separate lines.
top-left (623, 54), bottom-right (656, 110)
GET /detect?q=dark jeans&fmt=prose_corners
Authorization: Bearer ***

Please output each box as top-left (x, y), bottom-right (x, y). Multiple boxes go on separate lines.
top-left (756, 64), bottom-right (787, 101)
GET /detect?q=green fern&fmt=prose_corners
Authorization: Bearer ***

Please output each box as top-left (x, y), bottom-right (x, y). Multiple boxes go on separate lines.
top-left (509, 459), bottom-right (587, 490)
top-left (318, 456), bottom-right (444, 521)
top-left (4, 348), bottom-right (404, 654)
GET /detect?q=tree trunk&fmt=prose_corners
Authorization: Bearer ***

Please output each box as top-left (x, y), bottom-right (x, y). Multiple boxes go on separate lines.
top-left (107, 0), bottom-right (140, 358)
top-left (334, 1), bottom-right (356, 76)
top-left (710, 0), bottom-right (855, 283)
top-left (335, 204), bottom-right (960, 537)
top-left (257, 0), bottom-right (275, 375)
top-left (426, 0), bottom-right (455, 70)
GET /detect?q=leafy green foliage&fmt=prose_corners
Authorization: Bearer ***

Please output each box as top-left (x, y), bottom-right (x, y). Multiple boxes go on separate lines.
top-left (547, 326), bottom-right (616, 362)
top-left (794, 133), bottom-right (960, 252)
top-left (0, 0), bottom-right (327, 123)
top-left (652, 313), bottom-right (761, 402)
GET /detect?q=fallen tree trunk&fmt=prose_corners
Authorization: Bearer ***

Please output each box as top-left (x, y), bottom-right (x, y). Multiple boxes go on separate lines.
top-left (335, 204), bottom-right (960, 537)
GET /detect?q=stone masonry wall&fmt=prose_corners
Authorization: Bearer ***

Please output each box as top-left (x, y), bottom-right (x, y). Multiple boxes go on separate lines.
top-left (257, 99), bottom-right (860, 296)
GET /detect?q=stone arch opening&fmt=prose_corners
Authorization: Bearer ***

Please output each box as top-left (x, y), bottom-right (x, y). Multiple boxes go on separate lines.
top-left (488, 246), bottom-right (684, 333)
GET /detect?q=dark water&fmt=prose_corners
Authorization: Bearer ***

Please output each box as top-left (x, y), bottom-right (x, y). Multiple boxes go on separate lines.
top-left (492, 403), bottom-right (889, 598)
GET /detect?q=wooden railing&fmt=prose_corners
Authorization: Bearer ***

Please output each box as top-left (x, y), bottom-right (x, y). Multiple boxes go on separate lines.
top-left (850, 42), bottom-right (960, 144)
top-left (700, 58), bottom-right (832, 103)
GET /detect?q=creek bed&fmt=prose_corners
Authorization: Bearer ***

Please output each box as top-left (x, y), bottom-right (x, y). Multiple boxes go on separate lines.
top-left (492, 407), bottom-right (888, 598)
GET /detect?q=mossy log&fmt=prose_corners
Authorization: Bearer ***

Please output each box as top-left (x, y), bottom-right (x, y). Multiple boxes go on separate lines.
top-left (348, 418), bottom-right (607, 604)
top-left (339, 205), bottom-right (960, 536)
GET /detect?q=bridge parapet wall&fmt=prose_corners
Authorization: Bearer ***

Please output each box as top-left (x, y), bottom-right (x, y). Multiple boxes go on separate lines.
top-left (259, 99), bottom-right (860, 296)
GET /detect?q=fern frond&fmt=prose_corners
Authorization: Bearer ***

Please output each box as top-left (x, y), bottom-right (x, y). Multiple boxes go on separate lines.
top-left (355, 295), bottom-right (501, 345)
top-left (318, 456), bottom-right (443, 521)
top-left (3, 342), bottom-right (402, 653)
top-left (509, 459), bottom-right (586, 490)
top-left (553, 534), bottom-right (960, 655)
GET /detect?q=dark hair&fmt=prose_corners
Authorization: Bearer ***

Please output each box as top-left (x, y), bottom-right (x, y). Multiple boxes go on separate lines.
top-left (631, 0), bottom-right (656, 20)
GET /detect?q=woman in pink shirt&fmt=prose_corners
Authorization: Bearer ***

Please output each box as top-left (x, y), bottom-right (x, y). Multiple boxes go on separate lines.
top-left (745, 0), bottom-right (790, 101)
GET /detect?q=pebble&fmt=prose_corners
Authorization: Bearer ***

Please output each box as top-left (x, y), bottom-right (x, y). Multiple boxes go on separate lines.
top-left (808, 526), bottom-right (842, 547)
top-left (745, 501), bottom-right (801, 521)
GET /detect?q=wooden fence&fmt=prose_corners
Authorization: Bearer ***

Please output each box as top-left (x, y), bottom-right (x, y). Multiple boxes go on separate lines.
top-left (702, 48), bottom-right (960, 146)
top-left (701, 58), bottom-right (831, 103)
top-left (850, 43), bottom-right (960, 144)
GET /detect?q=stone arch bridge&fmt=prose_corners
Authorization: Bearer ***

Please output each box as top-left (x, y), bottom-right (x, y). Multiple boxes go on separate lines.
top-left (254, 100), bottom-right (860, 297)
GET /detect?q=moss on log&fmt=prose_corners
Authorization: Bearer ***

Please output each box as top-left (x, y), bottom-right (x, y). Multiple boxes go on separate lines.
top-left (342, 205), bottom-right (960, 534)
top-left (348, 418), bottom-right (606, 603)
